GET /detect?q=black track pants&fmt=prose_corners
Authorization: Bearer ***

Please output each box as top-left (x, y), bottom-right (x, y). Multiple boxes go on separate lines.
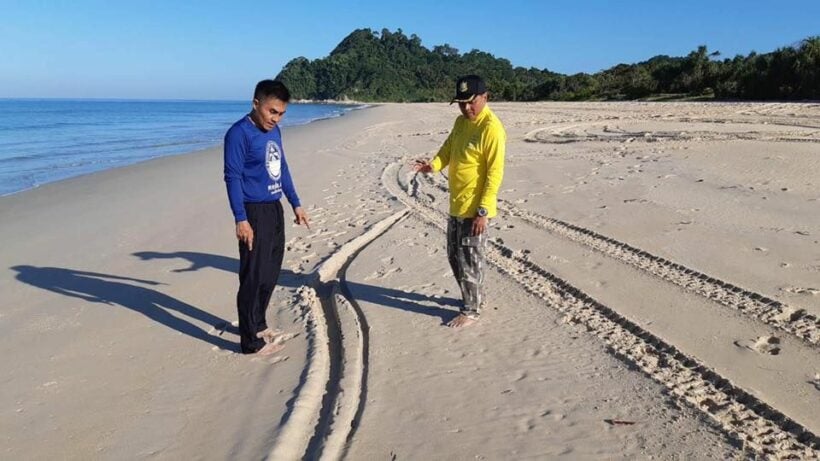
top-left (237, 201), bottom-right (285, 353)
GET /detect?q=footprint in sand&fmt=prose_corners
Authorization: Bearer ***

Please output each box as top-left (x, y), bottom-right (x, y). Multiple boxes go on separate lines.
top-left (364, 266), bottom-right (402, 281)
top-left (782, 286), bottom-right (820, 296)
top-left (516, 417), bottom-right (536, 433)
top-left (287, 239), bottom-right (312, 253)
top-left (734, 335), bottom-right (781, 355)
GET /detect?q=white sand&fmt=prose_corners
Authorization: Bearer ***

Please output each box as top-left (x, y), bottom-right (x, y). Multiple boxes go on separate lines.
top-left (1, 101), bottom-right (818, 459)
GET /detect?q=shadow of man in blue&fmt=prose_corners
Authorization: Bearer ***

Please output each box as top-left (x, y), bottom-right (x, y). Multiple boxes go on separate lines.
top-left (132, 250), bottom-right (300, 289)
top-left (11, 265), bottom-right (236, 351)
top-left (132, 250), bottom-right (462, 324)
top-left (133, 251), bottom-right (238, 274)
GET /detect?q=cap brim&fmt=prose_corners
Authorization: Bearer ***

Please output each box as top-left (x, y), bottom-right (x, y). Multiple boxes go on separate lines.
top-left (449, 94), bottom-right (476, 105)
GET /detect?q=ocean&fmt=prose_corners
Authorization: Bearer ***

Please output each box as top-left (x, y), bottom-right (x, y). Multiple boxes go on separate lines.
top-left (0, 99), bottom-right (363, 196)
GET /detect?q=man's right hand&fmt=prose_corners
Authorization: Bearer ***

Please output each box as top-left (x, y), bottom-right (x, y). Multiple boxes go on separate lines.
top-left (413, 159), bottom-right (433, 173)
top-left (236, 221), bottom-right (254, 251)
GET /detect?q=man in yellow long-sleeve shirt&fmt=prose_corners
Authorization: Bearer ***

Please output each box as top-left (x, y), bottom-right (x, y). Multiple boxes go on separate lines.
top-left (414, 75), bottom-right (506, 328)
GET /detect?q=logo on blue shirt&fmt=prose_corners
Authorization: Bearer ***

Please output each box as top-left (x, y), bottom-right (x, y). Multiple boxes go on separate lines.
top-left (265, 140), bottom-right (282, 180)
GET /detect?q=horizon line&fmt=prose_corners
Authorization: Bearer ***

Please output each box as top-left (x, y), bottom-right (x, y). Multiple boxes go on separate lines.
top-left (0, 97), bottom-right (248, 103)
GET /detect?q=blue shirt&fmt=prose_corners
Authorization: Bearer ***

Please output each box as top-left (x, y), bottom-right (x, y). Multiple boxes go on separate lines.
top-left (223, 116), bottom-right (301, 222)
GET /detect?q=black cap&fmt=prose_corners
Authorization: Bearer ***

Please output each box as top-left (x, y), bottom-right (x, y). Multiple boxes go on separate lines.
top-left (451, 75), bottom-right (487, 104)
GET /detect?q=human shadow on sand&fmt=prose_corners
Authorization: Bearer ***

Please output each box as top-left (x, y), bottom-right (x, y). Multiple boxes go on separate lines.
top-left (11, 265), bottom-right (237, 351)
top-left (343, 280), bottom-right (462, 324)
top-left (132, 250), bottom-right (301, 288)
top-left (132, 251), bottom-right (461, 323)
top-left (132, 251), bottom-right (238, 274)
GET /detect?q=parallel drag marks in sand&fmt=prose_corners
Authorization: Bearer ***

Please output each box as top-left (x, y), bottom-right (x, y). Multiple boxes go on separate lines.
top-left (523, 119), bottom-right (820, 145)
top-left (268, 209), bottom-right (409, 461)
top-left (498, 199), bottom-right (819, 347)
top-left (407, 167), bottom-right (819, 347)
top-left (382, 161), bottom-right (819, 458)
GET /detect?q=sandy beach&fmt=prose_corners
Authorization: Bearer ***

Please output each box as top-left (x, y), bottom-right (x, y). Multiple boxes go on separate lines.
top-left (1, 101), bottom-right (819, 459)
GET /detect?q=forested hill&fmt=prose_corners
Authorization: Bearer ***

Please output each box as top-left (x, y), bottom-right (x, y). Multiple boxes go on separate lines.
top-left (276, 28), bottom-right (820, 102)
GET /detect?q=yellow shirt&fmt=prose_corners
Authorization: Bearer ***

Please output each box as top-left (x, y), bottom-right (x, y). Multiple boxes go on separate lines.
top-left (430, 105), bottom-right (506, 218)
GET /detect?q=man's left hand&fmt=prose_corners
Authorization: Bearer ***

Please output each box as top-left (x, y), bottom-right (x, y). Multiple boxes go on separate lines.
top-left (294, 206), bottom-right (311, 229)
top-left (471, 216), bottom-right (488, 236)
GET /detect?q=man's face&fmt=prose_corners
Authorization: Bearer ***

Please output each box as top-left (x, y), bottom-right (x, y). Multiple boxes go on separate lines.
top-left (251, 96), bottom-right (287, 131)
top-left (458, 93), bottom-right (487, 121)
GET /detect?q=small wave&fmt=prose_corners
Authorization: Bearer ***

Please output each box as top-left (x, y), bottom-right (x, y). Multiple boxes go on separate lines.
top-left (0, 121), bottom-right (103, 132)
top-left (0, 153), bottom-right (47, 163)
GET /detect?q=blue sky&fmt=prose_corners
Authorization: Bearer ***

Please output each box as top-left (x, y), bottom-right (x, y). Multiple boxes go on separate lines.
top-left (2, 0), bottom-right (818, 100)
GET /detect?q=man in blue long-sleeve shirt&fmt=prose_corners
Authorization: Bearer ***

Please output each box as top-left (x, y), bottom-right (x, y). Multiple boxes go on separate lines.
top-left (224, 80), bottom-right (310, 355)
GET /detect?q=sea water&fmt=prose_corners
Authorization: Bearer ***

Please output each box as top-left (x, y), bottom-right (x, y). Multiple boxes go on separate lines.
top-left (0, 99), bottom-right (362, 196)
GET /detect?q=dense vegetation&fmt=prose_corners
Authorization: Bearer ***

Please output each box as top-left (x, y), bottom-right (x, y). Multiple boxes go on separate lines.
top-left (276, 28), bottom-right (820, 102)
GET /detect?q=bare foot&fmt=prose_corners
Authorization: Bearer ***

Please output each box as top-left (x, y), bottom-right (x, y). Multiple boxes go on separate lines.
top-left (447, 314), bottom-right (477, 328)
top-left (256, 328), bottom-right (278, 344)
top-left (255, 341), bottom-right (285, 356)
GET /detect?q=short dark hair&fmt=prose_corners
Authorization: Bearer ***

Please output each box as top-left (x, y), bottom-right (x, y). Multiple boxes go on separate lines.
top-left (254, 80), bottom-right (290, 103)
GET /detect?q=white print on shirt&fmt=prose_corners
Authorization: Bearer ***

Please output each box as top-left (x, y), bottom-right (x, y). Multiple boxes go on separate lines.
top-left (265, 140), bottom-right (282, 180)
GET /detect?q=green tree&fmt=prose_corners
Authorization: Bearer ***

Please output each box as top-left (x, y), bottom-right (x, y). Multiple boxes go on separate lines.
top-left (276, 28), bottom-right (820, 103)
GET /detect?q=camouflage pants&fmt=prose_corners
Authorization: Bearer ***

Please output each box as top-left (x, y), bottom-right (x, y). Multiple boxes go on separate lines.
top-left (447, 216), bottom-right (487, 318)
